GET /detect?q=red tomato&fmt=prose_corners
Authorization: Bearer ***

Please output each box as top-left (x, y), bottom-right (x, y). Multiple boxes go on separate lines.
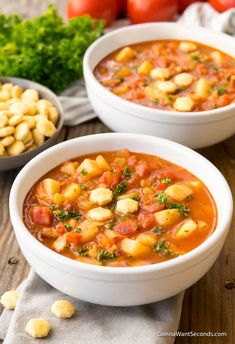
top-left (67, 0), bottom-right (119, 26)
top-left (127, 0), bottom-right (178, 24)
top-left (116, 0), bottom-right (127, 14)
top-left (209, 0), bottom-right (235, 12)
top-left (178, 0), bottom-right (205, 13)
top-left (30, 206), bottom-right (52, 226)
top-left (138, 211), bottom-right (156, 229)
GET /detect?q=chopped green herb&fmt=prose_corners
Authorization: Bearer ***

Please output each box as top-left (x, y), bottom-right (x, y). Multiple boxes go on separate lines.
top-left (161, 177), bottom-right (172, 184)
top-left (132, 195), bottom-right (140, 202)
top-left (55, 209), bottom-right (83, 221)
top-left (63, 174), bottom-right (69, 179)
top-left (154, 240), bottom-right (175, 257)
top-left (117, 77), bottom-right (124, 82)
top-left (114, 182), bottom-right (127, 197)
top-left (105, 222), bottom-right (114, 229)
top-left (120, 214), bottom-right (126, 221)
top-left (190, 54), bottom-right (201, 62)
top-left (80, 169), bottom-right (88, 176)
top-left (79, 183), bottom-right (87, 190)
top-left (97, 250), bottom-right (117, 262)
top-left (75, 227), bottom-right (82, 233)
top-left (64, 223), bottom-right (72, 231)
top-left (216, 86), bottom-right (227, 96)
top-left (76, 247), bottom-right (89, 256)
top-left (124, 166), bottom-right (133, 179)
top-left (155, 193), bottom-right (169, 204)
top-left (49, 205), bottom-right (58, 211)
top-left (227, 75), bottom-right (232, 81)
top-left (211, 65), bottom-right (218, 72)
top-left (166, 95), bottom-right (174, 101)
top-left (186, 195), bottom-right (193, 200)
top-left (167, 203), bottom-right (190, 217)
top-left (153, 226), bottom-right (166, 235)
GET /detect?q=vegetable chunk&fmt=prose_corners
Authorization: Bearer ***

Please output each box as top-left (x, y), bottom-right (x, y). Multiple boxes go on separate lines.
top-left (175, 219), bottom-right (197, 239)
top-left (164, 184), bottom-right (192, 202)
top-left (120, 238), bottom-right (151, 257)
top-left (154, 209), bottom-right (180, 226)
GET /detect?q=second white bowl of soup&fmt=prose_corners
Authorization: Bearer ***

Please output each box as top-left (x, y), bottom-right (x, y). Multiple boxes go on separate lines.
top-left (84, 23), bottom-right (235, 148)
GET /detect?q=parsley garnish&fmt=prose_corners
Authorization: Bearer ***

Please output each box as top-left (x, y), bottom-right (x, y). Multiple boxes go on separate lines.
top-left (186, 195), bottom-right (193, 201)
top-left (80, 183), bottom-right (87, 190)
top-left (153, 226), bottom-right (166, 235)
top-left (120, 214), bottom-right (126, 221)
top-left (132, 195), bottom-right (140, 202)
top-left (161, 178), bottom-right (172, 184)
top-left (76, 247), bottom-right (89, 256)
top-left (80, 169), bottom-right (88, 176)
top-left (167, 203), bottom-right (190, 217)
top-left (97, 250), bottom-right (118, 262)
top-left (124, 166), bottom-right (133, 179)
top-left (55, 209), bottom-right (83, 221)
top-left (155, 193), bottom-right (169, 204)
top-left (64, 223), bottom-right (72, 231)
top-left (113, 182), bottom-right (127, 197)
top-left (105, 222), bottom-right (114, 229)
top-left (154, 240), bottom-right (175, 257)
top-left (216, 86), bottom-right (227, 96)
top-left (111, 169), bottom-right (120, 175)
top-left (227, 75), bottom-right (232, 82)
top-left (190, 54), bottom-right (201, 62)
top-left (75, 227), bottom-right (82, 233)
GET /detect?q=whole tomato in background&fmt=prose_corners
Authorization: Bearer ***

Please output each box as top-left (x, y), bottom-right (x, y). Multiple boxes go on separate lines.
top-left (209, 0), bottom-right (235, 11)
top-left (127, 0), bottom-right (178, 24)
top-left (178, 0), bottom-right (206, 12)
top-left (67, 0), bottom-right (119, 26)
top-left (116, 0), bottom-right (127, 15)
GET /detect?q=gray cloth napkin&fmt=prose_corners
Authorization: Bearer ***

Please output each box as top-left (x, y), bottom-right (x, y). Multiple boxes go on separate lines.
top-left (0, 270), bottom-right (184, 344)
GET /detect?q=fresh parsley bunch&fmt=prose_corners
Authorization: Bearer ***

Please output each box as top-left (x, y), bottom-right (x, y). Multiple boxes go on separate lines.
top-left (0, 5), bottom-right (104, 92)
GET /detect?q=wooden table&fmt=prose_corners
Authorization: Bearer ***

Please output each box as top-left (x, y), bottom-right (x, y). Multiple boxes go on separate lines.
top-left (0, 120), bottom-right (234, 343)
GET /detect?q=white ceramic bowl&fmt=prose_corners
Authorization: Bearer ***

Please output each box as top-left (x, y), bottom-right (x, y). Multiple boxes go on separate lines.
top-left (0, 77), bottom-right (64, 171)
top-left (9, 133), bottom-right (233, 306)
top-left (83, 23), bottom-right (235, 149)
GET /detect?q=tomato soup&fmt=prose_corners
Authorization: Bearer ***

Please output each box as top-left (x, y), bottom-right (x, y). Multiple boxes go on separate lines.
top-left (23, 150), bottom-right (217, 267)
top-left (94, 40), bottom-right (235, 112)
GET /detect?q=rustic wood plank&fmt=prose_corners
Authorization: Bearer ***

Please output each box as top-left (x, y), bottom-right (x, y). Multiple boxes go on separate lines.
top-left (0, 122), bottom-right (234, 344)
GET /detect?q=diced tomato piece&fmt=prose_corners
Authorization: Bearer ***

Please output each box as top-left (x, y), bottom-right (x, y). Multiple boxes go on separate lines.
top-left (135, 161), bottom-right (151, 178)
top-left (99, 171), bottom-right (120, 189)
top-left (138, 211), bottom-right (156, 229)
top-left (140, 199), bottom-right (165, 213)
top-left (30, 206), bottom-right (52, 226)
top-left (114, 218), bottom-right (138, 235)
top-left (127, 173), bottom-right (139, 186)
top-left (154, 183), bottom-right (168, 191)
top-left (128, 155), bottom-right (137, 166)
top-left (55, 223), bottom-right (66, 235)
top-left (66, 231), bottom-right (81, 244)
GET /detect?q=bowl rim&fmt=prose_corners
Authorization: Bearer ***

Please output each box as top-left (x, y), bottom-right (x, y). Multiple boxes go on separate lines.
top-left (9, 133), bottom-right (233, 276)
top-left (83, 22), bottom-right (235, 121)
top-left (0, 76), bottom-right (64, 161)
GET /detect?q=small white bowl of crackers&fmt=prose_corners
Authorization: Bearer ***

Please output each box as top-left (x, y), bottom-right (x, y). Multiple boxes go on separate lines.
top-left (0, 77), bottom-right (64, 171)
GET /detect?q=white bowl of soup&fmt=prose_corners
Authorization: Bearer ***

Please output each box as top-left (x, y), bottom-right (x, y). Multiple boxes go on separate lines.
top-left (83, 23), bottom-right (235, 149)
top-left (9, 133), bottom-right (233, 306)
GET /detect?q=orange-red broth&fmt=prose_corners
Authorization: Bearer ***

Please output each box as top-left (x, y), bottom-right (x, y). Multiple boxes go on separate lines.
top-left (23, 150), bottom-right (217, 267)
top-left (94, 40), bottom-right (235, 112)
